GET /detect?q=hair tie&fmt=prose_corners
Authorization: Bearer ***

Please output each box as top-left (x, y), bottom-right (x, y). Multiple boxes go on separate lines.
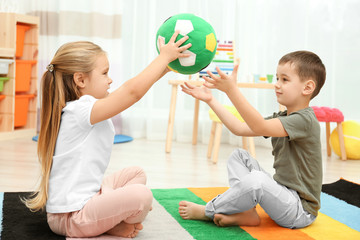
top-left (47, 64), bottom-right (54, 73)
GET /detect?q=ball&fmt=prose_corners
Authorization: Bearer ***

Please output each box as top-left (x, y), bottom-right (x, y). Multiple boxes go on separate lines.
top-left (330, 120), bottom-right (360, 160)
top-left (155, 13), bottom-right (217, 75)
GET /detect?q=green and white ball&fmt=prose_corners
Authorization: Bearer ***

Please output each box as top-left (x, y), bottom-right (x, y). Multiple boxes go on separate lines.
top-left (156, 13), bottom-right (217, 75)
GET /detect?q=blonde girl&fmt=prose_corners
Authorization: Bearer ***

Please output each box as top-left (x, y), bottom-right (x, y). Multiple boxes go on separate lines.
top-left (24, 32), bottom-right (191, 238)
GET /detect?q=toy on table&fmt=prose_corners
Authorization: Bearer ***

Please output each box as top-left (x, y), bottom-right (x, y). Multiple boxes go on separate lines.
top-left (156, 13), bottom-right (217, 75)
top-left (200, 40), bottom-right (234, 78)
top-left (330, 120), bottom-right (360, 160)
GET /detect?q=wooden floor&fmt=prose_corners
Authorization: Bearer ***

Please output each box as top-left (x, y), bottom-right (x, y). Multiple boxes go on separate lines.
top-left (0, 136), bottom-right (359, 192)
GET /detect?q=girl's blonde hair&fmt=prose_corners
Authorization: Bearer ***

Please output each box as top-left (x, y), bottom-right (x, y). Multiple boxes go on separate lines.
top-left (23, 41), bottom-right (105, 212)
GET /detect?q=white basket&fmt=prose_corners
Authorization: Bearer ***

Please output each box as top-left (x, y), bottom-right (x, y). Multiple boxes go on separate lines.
top-left (0, 59), bottom-right (14, 75)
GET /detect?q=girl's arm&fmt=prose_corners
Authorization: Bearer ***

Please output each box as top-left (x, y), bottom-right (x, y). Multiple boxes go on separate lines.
top-left (204, 66), bottom-right (288, 138)
top-left (91, 32), bottom-right (191, 124)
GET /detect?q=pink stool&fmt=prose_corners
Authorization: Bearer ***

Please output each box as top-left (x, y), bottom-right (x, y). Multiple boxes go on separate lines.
top-left (311, 106), bottom-right (346, 160)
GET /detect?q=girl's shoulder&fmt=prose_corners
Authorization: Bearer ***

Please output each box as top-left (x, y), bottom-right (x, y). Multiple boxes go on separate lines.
top-left (62, 95), bottom-right (99, 128)
top-left (62, 96), bottom-right (98, 125)
top-left (65, 95), bottom-right (97, 110)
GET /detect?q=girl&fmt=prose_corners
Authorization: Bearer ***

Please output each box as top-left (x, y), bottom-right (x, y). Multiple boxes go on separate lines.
top-left (23, 32), bottom-right (191, 238)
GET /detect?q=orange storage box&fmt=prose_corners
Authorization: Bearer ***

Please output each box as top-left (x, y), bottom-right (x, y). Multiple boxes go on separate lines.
top-left (15, 94), bottom-right (34, 127)
top-left (16, 24), bottom-right (31, 58)
top-left (0, 95), bottom-right (5, 101)
top-left (15, 60), bottom-right (36, 92)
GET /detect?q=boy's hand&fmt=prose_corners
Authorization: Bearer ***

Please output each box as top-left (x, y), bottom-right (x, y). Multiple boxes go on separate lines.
top-left (158, 31), bottom-right (192, 63)
top-left (181, 82), bottom-right (213, 103)
top-left (203, 64), bottom-right (239, 93)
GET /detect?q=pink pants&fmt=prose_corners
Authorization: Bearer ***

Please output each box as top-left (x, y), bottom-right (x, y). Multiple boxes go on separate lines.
top-left (47, 166), bottom-right (153, 238)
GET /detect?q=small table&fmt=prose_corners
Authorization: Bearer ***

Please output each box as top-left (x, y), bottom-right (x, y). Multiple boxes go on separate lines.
top-left (165, 79), bottom-right (279, 153)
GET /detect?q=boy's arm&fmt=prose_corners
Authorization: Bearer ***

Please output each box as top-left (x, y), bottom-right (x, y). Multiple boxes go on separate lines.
top-left (207, 97), bottom-right (259, 136)
top-left (204, 65), bottom-right (288, 138)
top-left (181, 82), bottom-right (257, 136)
top-left (226, 87), bottom-right (288, 137)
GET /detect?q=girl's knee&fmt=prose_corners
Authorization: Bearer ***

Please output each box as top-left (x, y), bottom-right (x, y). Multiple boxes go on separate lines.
top-left (131, 166), bottom-right (147, 181)
top-left (123, 184), bottom-right (153, 224)
top-left (122, 166), bottom-right (147, 185)
top-left (132, 166), bottom-right (146, 175)
top-left (129, 184), bottom-right (153, 208)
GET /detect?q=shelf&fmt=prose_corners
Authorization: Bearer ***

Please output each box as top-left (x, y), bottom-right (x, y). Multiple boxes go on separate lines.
top-left (0, 48), bottom-right (15, 58)
top-left (0, 128), bottom-right (36, 141)
top-left (0, 13), bottom-right (39, 139)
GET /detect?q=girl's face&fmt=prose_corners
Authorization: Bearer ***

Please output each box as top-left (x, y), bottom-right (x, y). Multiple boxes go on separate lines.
top-left (83, 54), bottom-right (112, 99)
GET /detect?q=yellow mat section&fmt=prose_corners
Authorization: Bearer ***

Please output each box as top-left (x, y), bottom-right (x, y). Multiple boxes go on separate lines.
top-left (300, 212), bottom-right (360, 240)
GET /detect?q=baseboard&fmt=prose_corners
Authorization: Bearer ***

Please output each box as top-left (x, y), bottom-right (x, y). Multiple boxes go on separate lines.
top-left (0, 129), bottom-right (36, 141)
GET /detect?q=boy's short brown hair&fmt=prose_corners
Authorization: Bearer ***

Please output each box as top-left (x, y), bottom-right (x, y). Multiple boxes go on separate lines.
top-left (279, 51), bottom-right (326, 99)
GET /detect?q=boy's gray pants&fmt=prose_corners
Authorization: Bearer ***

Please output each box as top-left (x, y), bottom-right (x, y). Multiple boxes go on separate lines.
top-left (205, 148), bottom-right (316, 229)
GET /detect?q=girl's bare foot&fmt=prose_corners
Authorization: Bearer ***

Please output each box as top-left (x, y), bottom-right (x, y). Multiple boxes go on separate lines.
top-left (106, 221), bottom-right (143, 238)
top-left (178, 201), bottom-right (211, 221)
top-left (213, 207), bottom-right (260, 227)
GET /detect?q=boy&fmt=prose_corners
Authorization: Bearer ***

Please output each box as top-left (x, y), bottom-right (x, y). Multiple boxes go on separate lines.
top-left (179, 51), bottom-right (325, 229)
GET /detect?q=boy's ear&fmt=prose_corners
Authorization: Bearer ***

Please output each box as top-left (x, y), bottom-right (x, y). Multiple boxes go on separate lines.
top-left (303, 80), bottom-right (316, 97)
top-left (73, 72), bottom-right (86, 88)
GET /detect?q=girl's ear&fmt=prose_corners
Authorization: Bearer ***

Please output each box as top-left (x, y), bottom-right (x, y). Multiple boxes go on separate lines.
top-left (73, 72), bottom-right (86, 88)
top-left (303, 79), bottom-right (315, 97)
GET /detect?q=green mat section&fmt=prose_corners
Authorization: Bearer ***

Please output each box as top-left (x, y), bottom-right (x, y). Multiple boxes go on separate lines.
top-left (152, 188), bottom-right (255, 240)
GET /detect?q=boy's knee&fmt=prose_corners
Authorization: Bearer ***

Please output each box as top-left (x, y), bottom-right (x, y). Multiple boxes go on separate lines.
top-left (250, 170), bottom-right (269, 182)
top-left (228, 148), bottom-right (251, 164)
top-left (234, 148), bottom-right (251, 158)
top-left (242, 171), bottom-right (269, 189)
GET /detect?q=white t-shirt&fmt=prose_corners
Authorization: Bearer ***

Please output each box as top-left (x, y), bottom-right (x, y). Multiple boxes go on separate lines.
top-left (46, 95), bottom-right (115, 213)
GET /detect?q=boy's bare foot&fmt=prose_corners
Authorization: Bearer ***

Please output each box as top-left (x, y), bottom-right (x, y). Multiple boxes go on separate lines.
top-left (106, 221), bottom-right (143, 238)
top-left (178, 201), bottom-right (211, 221)
top-left (213, 207), bottom-right (260, 227)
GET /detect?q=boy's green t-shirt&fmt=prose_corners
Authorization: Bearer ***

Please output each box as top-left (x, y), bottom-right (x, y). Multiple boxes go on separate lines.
top-left (267, 107), bottom-right (322, 216)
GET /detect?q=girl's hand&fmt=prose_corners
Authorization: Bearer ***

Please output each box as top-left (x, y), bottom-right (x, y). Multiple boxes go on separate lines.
top-left (203, 64), bottom-right (239, 93)
top-left (181, 82), bottom-right (213, 103)
top-left (158, 31), bottom-right (192, 63)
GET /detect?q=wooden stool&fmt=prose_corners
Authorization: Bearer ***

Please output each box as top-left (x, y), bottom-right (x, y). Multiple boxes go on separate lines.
top-left (312, 106), bottom-right (346, 160)
top-left (208, 106), bottom-right (256, 164)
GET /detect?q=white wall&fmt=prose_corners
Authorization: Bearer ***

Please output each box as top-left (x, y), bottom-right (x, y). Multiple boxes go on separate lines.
top-left (121, 0), bottom-right (359, 146)
top-left (6, 0), bottom-right (359, 146)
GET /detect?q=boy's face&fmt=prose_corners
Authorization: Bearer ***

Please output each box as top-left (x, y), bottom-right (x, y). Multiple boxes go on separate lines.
top-left (275, 62), bottom-right (307, 108)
